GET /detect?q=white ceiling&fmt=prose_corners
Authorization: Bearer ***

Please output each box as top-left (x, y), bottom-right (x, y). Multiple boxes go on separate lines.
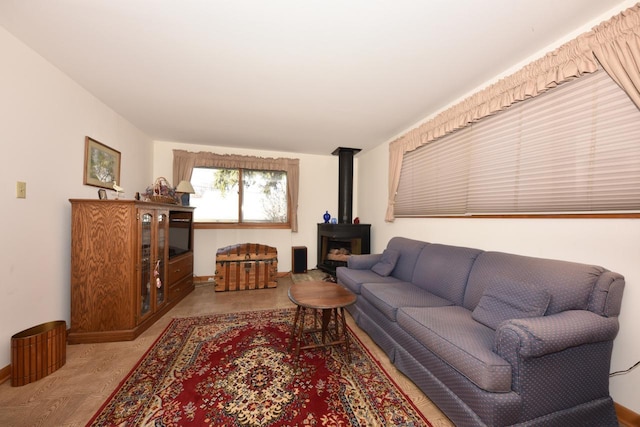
top-left (0, 0), bottom-right (628, 155)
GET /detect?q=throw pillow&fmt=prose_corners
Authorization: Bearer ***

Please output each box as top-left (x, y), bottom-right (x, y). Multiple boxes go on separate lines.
top-left (472, 279), bottom-right (550, 330)
top-left (371, 249), bottom-right (401, 277)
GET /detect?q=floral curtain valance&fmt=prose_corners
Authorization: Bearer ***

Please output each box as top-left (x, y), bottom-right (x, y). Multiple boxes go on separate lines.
top-left (386, 3), bottom-right (640, 221)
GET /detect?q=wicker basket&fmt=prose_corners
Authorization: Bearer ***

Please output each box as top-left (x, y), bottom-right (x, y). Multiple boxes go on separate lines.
top-left (149, 195), bottom-right (177, 204)
top-left (147, 177), bottom-right (178, 204)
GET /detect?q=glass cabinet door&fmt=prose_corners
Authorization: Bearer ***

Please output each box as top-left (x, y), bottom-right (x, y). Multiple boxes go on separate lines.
top-left (155, 211), bottom-right (168, 308)
top-left (138, 208), bottom-right (169, 322)
top-left (139, 211), bottom-right (153, 320)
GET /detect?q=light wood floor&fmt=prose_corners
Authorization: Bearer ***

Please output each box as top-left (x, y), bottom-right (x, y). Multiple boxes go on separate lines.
top-left (0, 276), bottom-right (454, 427)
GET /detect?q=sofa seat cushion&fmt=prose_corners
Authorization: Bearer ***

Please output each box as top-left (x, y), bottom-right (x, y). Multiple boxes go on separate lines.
top-left (361, 282), bottom-right (454, 322)
top-left (397, 306), bottom-right (512, 393)
top-left (338, 269), bottom-right (400, 294)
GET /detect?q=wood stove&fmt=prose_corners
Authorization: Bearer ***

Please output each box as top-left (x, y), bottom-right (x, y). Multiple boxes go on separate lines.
top-left (317, 223), bottom-right (370, 275)
top-left (317, 147), bottom-right (371, 275)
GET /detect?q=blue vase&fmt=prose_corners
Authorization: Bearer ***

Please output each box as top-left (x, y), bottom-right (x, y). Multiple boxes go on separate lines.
top-left (323, 211), bottom-right (331, 223)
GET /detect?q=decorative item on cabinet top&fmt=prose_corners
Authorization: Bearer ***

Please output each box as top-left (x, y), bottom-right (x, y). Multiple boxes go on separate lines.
top-left (175, 180), bottom-right (196, 206)
top-left (142, 177), bottom-right (179, 204)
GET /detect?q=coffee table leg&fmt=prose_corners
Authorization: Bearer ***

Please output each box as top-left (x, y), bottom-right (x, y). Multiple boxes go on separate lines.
top-left (340, 307), bottom-right (351, 363)
top-left (288, 306), bottom-right (301, 351)
top-left (322, 309), bottom-right (332, 344)
top-left (295, 307), bottom-right (307, 363)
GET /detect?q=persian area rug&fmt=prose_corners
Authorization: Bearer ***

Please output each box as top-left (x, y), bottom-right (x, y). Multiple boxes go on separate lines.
top-left (88, 308), bottom-right (432, 427)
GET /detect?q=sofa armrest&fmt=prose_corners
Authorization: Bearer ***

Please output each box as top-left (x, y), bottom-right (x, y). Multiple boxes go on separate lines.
top-left (494, 310), bottom-right (619, 400)
top-left (494, 310), bottom-right (619, 359)
top-left (347, 253), bottom-right (383, 270)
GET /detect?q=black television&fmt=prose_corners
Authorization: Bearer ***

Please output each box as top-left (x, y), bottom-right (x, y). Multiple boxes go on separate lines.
top-left (168, 211), bottom-right (192, 258)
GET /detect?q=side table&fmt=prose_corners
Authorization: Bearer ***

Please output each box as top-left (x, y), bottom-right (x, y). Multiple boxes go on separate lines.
top-left (287, 280), bottom-right (357, 363)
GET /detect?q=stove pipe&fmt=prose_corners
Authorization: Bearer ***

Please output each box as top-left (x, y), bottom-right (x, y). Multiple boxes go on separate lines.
top-left (332, 147), bottom-right (361, 224)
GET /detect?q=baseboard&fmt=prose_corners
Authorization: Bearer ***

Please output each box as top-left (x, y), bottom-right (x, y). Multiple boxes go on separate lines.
top-left (616, 402), bottom-right (640, 427)
top-left (194, 272), bottom-right (290, 284)
top-left (193, 275), bottom-right (214, 284)
top-left (0, 364), bottom-right (10, 385)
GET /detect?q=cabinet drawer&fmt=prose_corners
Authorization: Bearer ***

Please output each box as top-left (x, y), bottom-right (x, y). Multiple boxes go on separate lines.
top-left (168, 253), bottom-right (193, 284)
top-left (168, 274), bottom-right (193, 301)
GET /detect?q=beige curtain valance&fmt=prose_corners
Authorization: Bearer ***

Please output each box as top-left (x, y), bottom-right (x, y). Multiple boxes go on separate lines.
top-left (386, 3), bottom-right (640, 221)
top-left (173, 149), bottom-right (300, 231)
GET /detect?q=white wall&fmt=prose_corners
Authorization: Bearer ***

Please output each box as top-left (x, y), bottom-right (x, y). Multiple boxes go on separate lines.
top-left (354, 1), bottom-right (640, 413)
top-left (153, 141), bottom-right (342, 275)
top-left (0, 28), bottom-right (154, 370)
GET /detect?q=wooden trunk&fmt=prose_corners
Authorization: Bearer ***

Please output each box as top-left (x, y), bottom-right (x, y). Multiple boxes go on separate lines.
top-left (214, 243), bottom-right (278, 291)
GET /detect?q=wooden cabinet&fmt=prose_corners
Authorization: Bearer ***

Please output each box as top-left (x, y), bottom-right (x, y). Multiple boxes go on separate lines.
top-left (168, 252), bottom-right (193, 301)
top-left (68, 200), bottom-right (195, 344)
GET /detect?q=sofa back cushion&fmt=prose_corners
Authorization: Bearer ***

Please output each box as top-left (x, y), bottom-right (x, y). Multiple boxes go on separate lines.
top-left (464, 251), bottom-right (606, 314)
top-left (386, 237), bottom-right (430, 282)
top-left (411, 244), bottom-right (483, 305)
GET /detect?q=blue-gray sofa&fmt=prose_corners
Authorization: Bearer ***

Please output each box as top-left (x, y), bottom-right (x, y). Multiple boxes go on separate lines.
top-left (336, 237), bottom-right (624, 427)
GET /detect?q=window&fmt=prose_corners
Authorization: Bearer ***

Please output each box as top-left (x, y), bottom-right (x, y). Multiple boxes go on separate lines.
top-left (395, 70), bottom-right (640, 217)
top-left (173, 150), bottom-right (299, 230)
top-left (190, 167), bottom-right (289, 224)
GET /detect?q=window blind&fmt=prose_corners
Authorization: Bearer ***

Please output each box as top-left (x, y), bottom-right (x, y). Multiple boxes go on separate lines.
top-left (395, 70), bottom-right (640, 216)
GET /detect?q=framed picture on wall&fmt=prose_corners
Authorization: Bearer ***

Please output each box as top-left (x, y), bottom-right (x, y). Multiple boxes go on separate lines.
top-left (83, 136), bottom-right (121, 189)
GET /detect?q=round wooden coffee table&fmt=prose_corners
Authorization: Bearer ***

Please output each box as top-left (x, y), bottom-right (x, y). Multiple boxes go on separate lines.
top-left (288, 280), bottom-right (356, 363)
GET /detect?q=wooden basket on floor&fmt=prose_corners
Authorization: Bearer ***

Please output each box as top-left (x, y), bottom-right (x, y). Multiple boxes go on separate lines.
top-left (11, 321), bottom-right (66, 386)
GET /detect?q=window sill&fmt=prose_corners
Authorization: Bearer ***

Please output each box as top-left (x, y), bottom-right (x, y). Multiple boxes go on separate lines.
top-left (194, 222), bottom-right (291, 230)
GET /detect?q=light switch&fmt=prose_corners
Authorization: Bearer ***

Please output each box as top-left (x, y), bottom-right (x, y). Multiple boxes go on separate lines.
top-left (16, 181), bottom-right (26, 198)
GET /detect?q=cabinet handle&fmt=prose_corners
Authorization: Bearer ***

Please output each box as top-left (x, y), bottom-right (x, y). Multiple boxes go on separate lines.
top-left (175, 268), bottom-right (181, 273)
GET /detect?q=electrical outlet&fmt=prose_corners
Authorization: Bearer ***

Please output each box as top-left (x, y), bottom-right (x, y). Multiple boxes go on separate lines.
top-left (16, 181), bottom-right (26, 198)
